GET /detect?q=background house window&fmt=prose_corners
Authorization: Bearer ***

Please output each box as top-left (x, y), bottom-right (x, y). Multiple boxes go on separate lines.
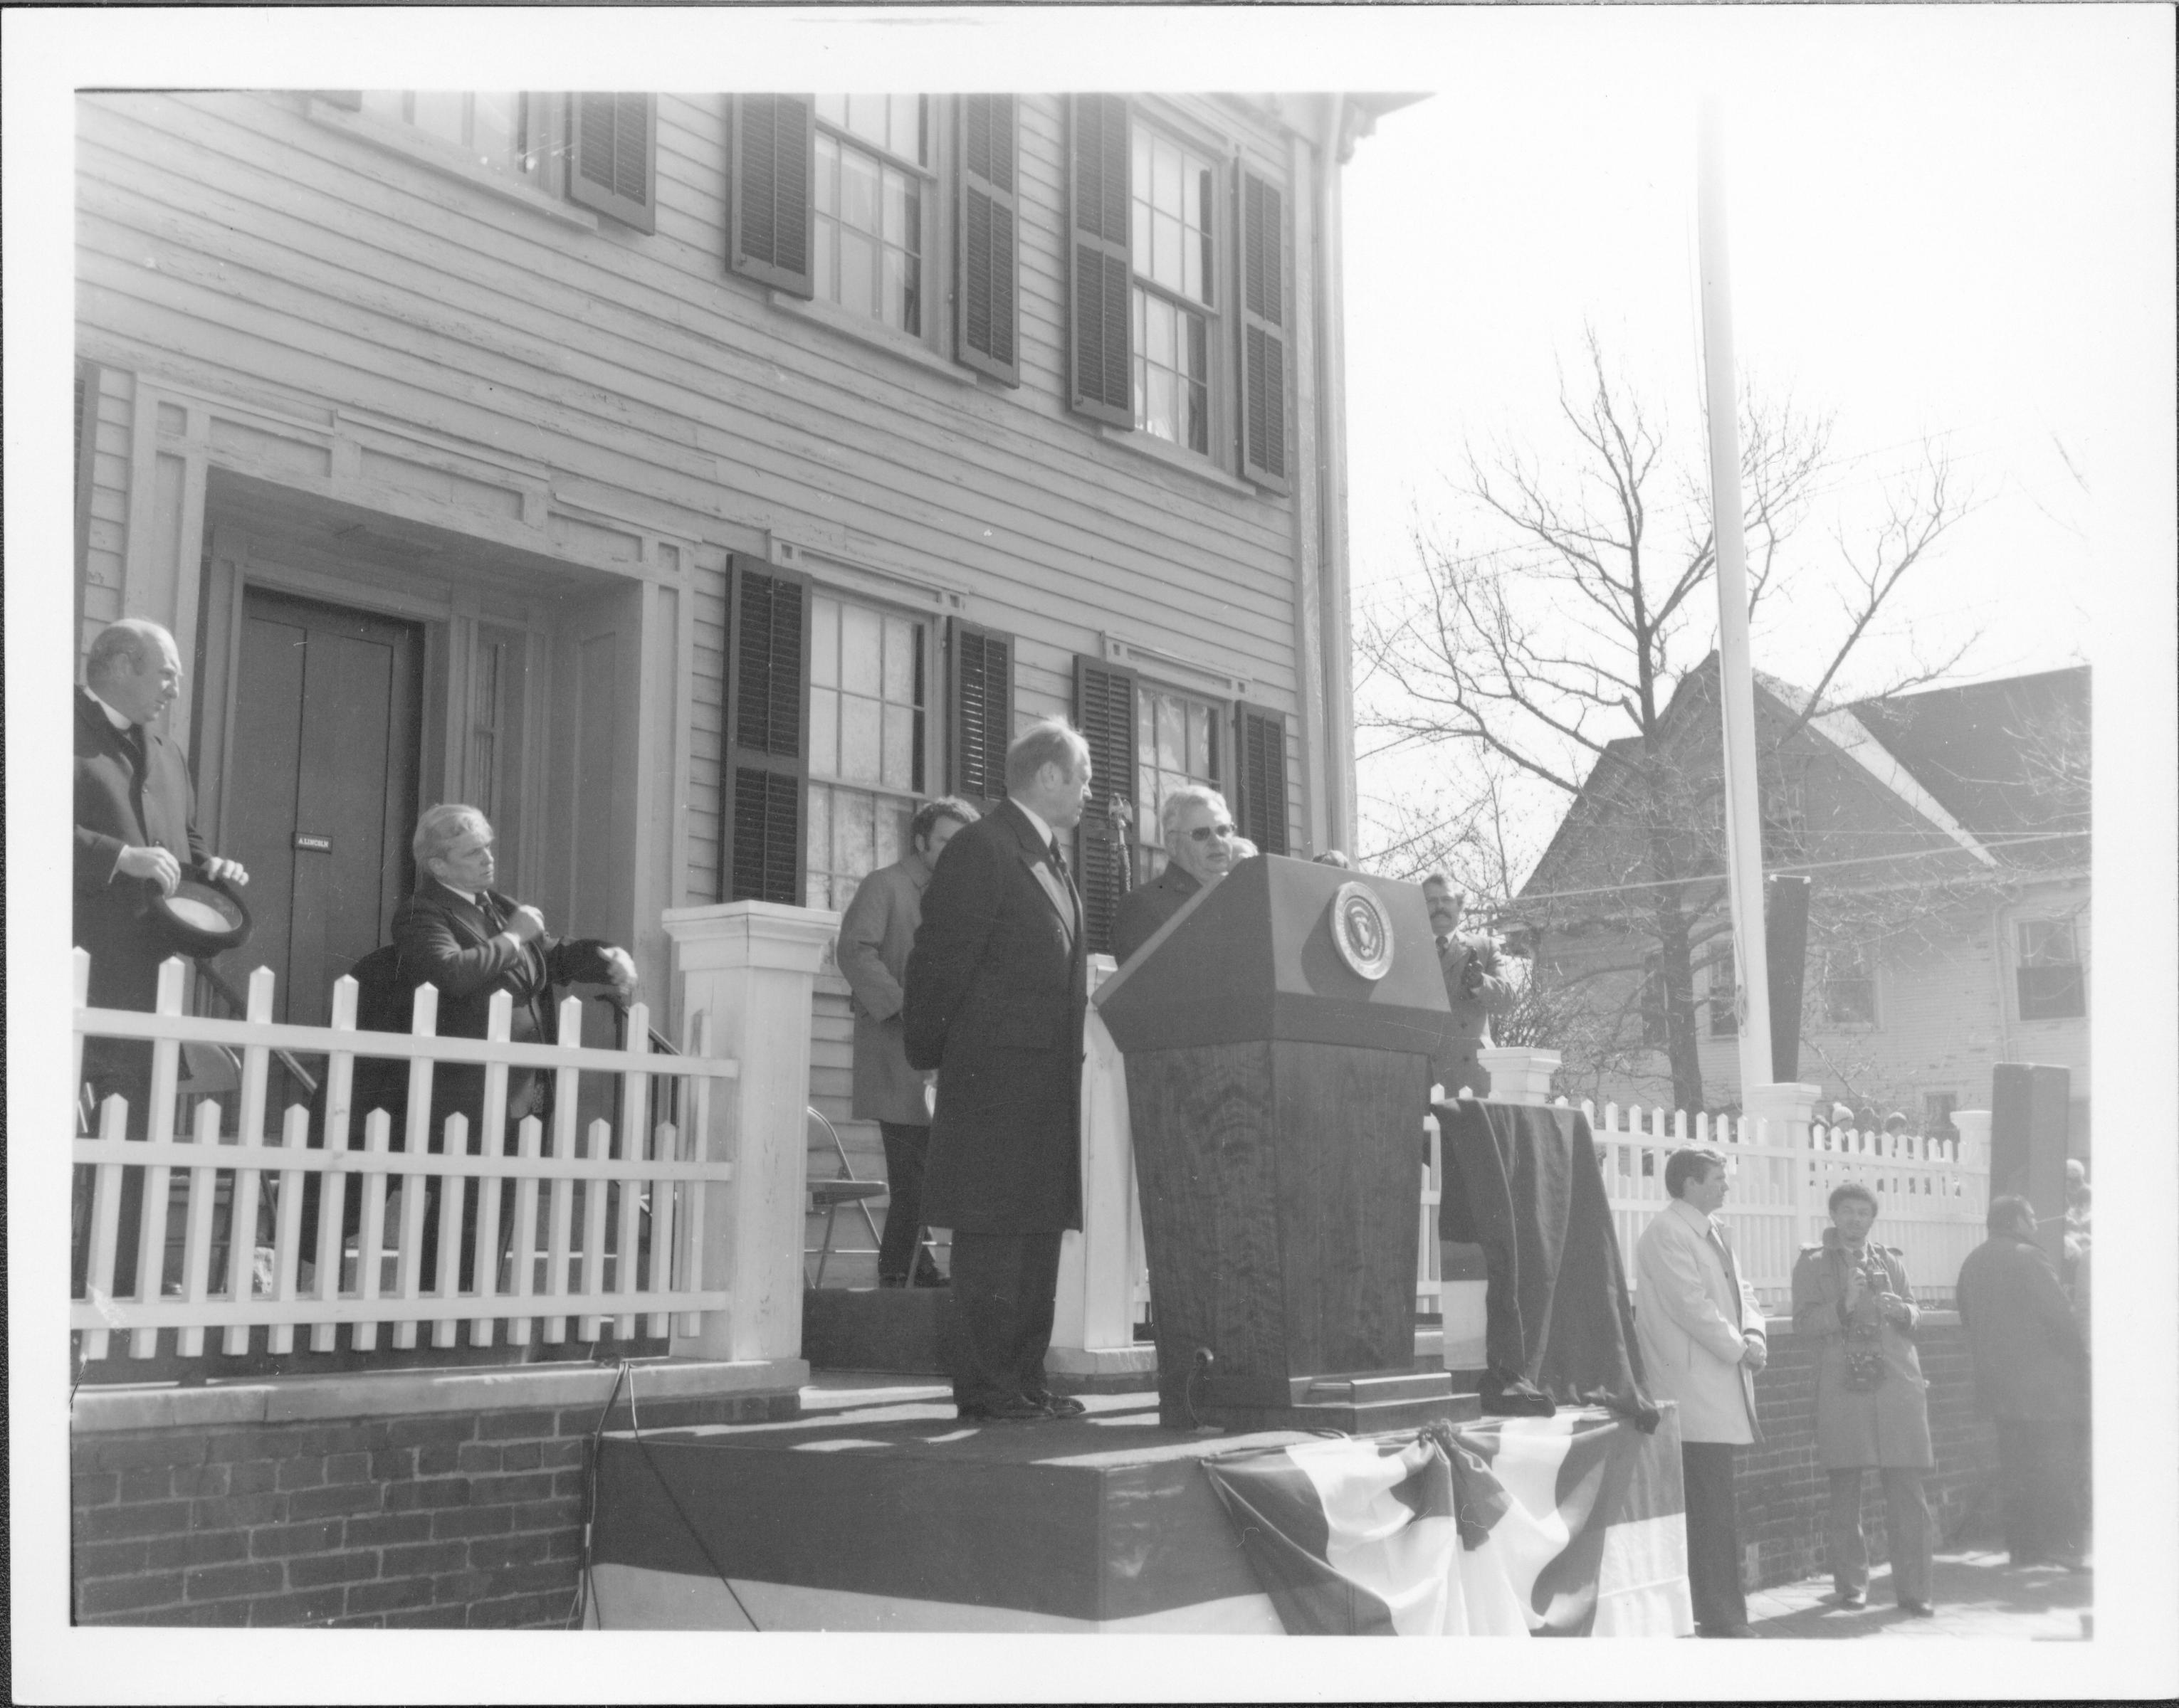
top-left (1135, 683), bottom-right (1222, 880)
top-left (813, 95), bottom-right (929, 336)
top-left (1129, 127), bottom-right (1216, 454)
top-left (2016, 917), bottom-right (2085, 1020)
top-left (362, 91), bottom-right (533, 176)
top-left (1821, 943), bottom-right (1877, 1026)
top-left (805, 592), bottom-right (927, 912)
top-left (1760, 776), bottom-right (1807, 862)
top-left (1705, 940), bottom-right (1739, 1037)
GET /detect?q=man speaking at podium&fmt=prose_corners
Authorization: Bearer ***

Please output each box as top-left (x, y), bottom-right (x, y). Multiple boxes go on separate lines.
top-left (904, 721), bottom-right (1093, 1423)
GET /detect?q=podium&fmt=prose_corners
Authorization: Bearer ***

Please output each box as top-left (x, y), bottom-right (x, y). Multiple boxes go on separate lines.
top-left (1094, 857), bottom-right (1469, 1433)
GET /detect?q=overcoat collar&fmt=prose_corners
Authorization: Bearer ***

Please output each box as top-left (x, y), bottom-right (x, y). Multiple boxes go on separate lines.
top-left (995, 798), bottom-right (1078, 939)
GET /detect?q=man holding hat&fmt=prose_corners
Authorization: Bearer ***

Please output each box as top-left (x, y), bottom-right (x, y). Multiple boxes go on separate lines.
top-left (75, 618), bottom-right (250, 1293)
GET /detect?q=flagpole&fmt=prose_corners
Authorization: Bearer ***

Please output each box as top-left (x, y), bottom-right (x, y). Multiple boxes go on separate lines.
top-left (1696, 97), bottom-right (1775, 1105)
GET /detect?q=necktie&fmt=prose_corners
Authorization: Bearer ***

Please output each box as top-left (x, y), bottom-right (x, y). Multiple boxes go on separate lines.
top-left (1048, 835), bottom-right (1069, 882)
top-left (1436, 933), bottom-right (1450, 953)
top-left (120, 722), bottom-right (148, 777)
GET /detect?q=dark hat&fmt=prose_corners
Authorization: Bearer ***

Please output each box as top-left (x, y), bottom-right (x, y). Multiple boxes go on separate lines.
top-left (151, 875), bottom-right (252, 957)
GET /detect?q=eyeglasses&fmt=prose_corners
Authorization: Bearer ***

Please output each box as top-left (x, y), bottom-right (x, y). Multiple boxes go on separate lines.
top-left (1187, 823), bottom-right (1236, 842)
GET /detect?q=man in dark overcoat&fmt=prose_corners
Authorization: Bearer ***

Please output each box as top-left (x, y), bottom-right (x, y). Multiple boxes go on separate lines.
top-left (1108, 784), bottom-right (1236, 964)
top-left (1956, 1193), bottom-right (2089, 1569)
top-left (904, 720), bottom-right (1092, 1422)
top-left (74, 618), bottom-right (251, 1295)
top-left (392, 803), bottom-right (634, 1289)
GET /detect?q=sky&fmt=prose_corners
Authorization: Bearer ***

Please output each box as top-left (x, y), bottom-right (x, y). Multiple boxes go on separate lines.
top-left (6, 10), bottom-right (2174, 1703)
top-left (1337, 6), bottom-right (2170, 875)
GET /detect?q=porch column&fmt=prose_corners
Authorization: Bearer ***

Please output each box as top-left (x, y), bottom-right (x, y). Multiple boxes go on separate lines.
top-left (1745, 1080), bottom-right (1823, 1253)
top-left (1049, 957), bottom-right (1157, 1388)
top-left (663, 902), bottom-right (832, 1372)
top-left (1476, 1046), bottom-right (1562, 1106)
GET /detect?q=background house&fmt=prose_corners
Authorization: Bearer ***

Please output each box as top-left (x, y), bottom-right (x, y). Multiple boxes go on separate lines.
top-left (1511, 660), bottom-right (2091, 1152)
top-left (75, 87), bottom-right (1414, 1201)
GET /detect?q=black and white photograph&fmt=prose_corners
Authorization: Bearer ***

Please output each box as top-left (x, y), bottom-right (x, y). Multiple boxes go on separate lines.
top-left (7, 6), bottom-right (2173, 1702)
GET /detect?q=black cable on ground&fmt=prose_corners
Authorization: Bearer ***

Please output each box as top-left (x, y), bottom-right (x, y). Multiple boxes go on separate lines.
top-left (567, 1357), bottom-right (631, 1630)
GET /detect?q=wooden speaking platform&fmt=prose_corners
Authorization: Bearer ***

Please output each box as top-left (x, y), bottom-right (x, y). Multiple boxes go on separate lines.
top-left (1095, 856), bottom-right (1468, 1435)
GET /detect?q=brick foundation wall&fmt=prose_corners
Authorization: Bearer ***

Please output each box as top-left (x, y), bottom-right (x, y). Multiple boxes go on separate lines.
top-left (1738, 1315), bottom-right (1996, 1589)
top-left (71, 1381), bottom-right (797, 1628)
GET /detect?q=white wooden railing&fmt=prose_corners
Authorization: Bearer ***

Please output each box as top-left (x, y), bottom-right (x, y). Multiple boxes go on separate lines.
top-left (71, 950), bottom-right (740, 1364)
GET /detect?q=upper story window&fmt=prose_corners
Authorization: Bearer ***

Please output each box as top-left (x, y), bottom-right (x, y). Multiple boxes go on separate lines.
top-left (1130, 128), bottom-right (1217, 455)
top-left (812, 95), bottom-right (930, 337)
top-left (2017, 917), bottom-right (2085, 1020)
top-left (1820, 942), bottom-right (1876, 1026)
top-left (1066, 95), bottom-right (1292, 490)
top-left (361, 91), bottom-right (536, 177)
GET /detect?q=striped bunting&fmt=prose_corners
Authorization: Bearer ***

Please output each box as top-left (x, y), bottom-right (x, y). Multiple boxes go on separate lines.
top-left (1201, 1411), bottom-right (1657, 1636)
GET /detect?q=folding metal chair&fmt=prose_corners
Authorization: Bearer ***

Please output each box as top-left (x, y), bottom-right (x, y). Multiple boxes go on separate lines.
top-left (804, 1107), bottom-right (889, 1288)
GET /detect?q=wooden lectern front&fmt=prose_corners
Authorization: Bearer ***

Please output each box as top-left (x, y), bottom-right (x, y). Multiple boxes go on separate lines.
top-left (1094, 856), bottom-right (1471, 1433)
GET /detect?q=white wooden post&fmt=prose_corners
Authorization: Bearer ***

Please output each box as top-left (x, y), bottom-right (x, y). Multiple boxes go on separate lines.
top-left (1476, 1046), bottom-right (1560, 1105)
top-left (1049, 956), bottom-right (1157, 1387)
top-left (1746, 1081), bottom-right (1821, 1255)
top-left (663, 902), bottom-right (829, 1376)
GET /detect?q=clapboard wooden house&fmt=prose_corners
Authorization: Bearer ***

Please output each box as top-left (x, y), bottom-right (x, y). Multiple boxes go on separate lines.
top-left (75, 89), bottom-right (1413, 1180)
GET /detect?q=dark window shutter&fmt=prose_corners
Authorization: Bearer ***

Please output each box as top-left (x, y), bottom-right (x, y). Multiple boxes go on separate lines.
top-left (567, 93), bottom-right (657, 233)
top-left (947, 619), bottom-right (1015, 811)
top-left (1236, 165), bottom-right (1291, 491)
top-left (75, 358), bottom-right (100, 648)
top-left (1234, 702), bottom-right (1290, 856)
top-left (730, 94), bottom-right (814, 297)
top-left (1073, 654), bottom-right (1140, 956)
top-left (955, 95), bottom-right (1020, 385)
top-left (1066, 94), bottom-right (1133, 426)
top-left (720, 556), bottom-right (811, 905)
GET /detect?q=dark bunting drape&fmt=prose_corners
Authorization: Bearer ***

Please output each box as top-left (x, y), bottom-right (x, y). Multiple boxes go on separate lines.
top-left (1437, 1100), bottom-right (1658, 1428)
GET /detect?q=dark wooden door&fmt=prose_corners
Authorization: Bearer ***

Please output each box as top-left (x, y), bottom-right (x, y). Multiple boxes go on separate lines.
top-left (221, 589), bottom-right (422, 1026)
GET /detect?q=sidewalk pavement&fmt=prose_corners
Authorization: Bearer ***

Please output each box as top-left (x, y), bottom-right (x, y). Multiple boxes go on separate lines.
top-left (1745, 1549), bottom-right (2092, 1640)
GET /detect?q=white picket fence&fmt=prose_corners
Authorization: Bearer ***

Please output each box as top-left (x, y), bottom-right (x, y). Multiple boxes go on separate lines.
top-left (1585, 1101), bottom-right (1989, 1309)
top-left (71, 950), bottom-right (740, 1364)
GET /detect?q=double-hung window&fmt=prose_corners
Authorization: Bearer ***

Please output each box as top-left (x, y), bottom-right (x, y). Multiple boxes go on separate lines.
top-left (1067, 95), bottom-right (1293, 489)
top-left (1133, 684), bottom-right (1223, 880)
top-left (812, 95), bottom-right (929, 337)
top-left (1130, 128), bottom-right (1217, 455)
top-left (805, 592), bottom-right (928, 912)
top-left (362, 90), bottom-right (532, 174)
top-left (716, 559), bottom-right (1014, 913)
top-left (730, 95), bottom-right (1019, 381)
top-left (2016, 917), bottom-right (2086, 1020)
top-left (1820, 943), bottom-right (1877, 1026)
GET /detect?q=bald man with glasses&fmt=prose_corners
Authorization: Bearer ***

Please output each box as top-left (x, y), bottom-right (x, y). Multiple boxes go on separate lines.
top-left (1110, 786), bottom-right (1239, 964)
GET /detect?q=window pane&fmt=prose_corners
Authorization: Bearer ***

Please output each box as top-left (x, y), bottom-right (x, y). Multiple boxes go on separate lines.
top-left (1132, 195), bottom-right (1151, 273)
top-left (1152, 212), bottom-right (1185, 294)
top-left (841, 603), bottom-right (881, 690)
top-left (806, 784), bottom-right (832, 880)
top-left (890, 96), bottom-right (923, 164)
top-left (1145, 295), bottom-right (1175, 367)
top-left (882, 704), bottom-right (915, 789)
top-left (834, 786), bottom-right (875, 876)
top-left (814, 133), bottom-right (838, 214)
top-left (875, 801), bottom-right (904, 870)
top-left (1152, 136), bottom-right (1181, 214)
top-left (839, 231), bottom-right (876, 315)
top-left (1144, 368), bottom-right (1176, 442)
top-left (840, 695), bottom-right (883, 784)
top-left (811, 594), bottom-right (840, 688)
top-left (881, 615), bottom-right (913, 700)
top-left (1187, 379), bottom-right (1209, 454)
top-left (809, 685), bottom-right (840, 777)
top-left (1156, 695), bottom-right (1184, 772)
top-left (472, 93), bottom-right (519, 170)
top-left (1187, 703), bottom-right (1210, 779)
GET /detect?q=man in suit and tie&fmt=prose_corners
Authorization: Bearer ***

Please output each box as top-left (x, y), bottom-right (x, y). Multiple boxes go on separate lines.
top-left (74, 618), bottom-right (251, 1295)
top-left (1635, 1148), bottom-right (1770, 1637)
top-left (1422, 873), bottom-right (1513, 1099)
top-left (904, 720), bottom-right (1093, 1423)
top-left (392, 803), bottom-right (634, 1289)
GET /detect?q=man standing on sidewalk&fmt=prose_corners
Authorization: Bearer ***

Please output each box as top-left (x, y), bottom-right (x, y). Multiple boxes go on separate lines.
top-left (1636, 1148), bottom-right (1769, 1637)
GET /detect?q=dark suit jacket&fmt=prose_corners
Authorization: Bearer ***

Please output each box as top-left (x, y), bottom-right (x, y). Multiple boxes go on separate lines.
top-left (1956, 1230), bottom-right (2087, 1423)
top-left (74, 687), bottom-right (210, 1016)
top-left (392, 877), bottom-right (620, 1151)
top-left (903, 799), bottom-right (1088, 1233)
top-left (1434, 932), bottom-right (1513, 1098)
top-left (1109, 860), bottom-right (1202, 964)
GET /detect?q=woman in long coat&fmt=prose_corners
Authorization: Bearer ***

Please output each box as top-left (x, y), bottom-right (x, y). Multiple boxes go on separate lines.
top-left (1790, 1181), bottom-right (1936, 1615)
